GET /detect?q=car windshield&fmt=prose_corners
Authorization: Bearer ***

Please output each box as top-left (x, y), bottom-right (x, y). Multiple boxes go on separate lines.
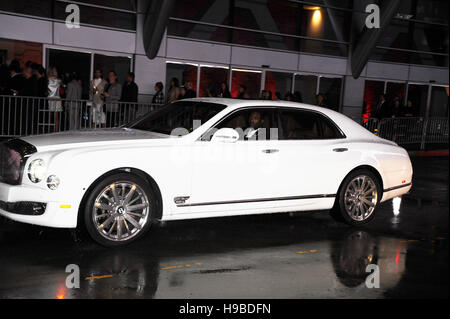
top-left (126, 101), bottom-right (227, 135)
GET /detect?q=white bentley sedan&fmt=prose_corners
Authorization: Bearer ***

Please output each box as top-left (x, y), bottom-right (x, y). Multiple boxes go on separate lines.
top-left (0, 98), bottom-right (412, 246)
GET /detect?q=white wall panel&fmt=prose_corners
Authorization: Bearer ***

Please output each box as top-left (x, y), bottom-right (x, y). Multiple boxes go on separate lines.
top-left (231, 46), bottom-right (298, 70)
top-left (408, 65), bottom-right (449, 84)
top-left (53, 23), bottom-right (135, 54)
top-left (0, 14), bottom-right (52, 44)
top-left (299, 54), bottom-right (347, 75)
top-left (366, 61), bottom-right (409, 80)
top-left (166, 38), bottom-right (231, 64)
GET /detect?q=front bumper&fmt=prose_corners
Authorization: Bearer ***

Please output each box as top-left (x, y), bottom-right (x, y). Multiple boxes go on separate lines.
top-left (0, 182), bottom-right (78, 228)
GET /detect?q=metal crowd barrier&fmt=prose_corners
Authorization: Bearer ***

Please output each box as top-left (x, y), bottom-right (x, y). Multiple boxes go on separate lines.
top-left (1, 95), bottom-right (448, 151)
top-left (0, 95), bottom-right (163, 137)
top-left (363, 117), bottom-right (449, 149)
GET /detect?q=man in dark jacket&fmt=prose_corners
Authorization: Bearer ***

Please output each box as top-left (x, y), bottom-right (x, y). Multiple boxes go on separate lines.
top-left (121, 72), bottom-right (138, 123)
top-left (19, 66), bottom-right (39, 135)
top-left (7, 59), bottom-right (24, 96)
top-left (121, 72), bottom-right (138, 102)
top-left (236, 85), bottom-right (247, 99)
top-left (20, 66), bottom-right (38, 97)
top-left (373, 94), bottom-right (391, 119)
top-left (33, 64), bottom-right (48, 97)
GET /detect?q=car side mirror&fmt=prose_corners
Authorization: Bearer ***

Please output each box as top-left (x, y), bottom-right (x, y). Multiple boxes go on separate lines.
top-left (211, 128), bottom-right (239, 143)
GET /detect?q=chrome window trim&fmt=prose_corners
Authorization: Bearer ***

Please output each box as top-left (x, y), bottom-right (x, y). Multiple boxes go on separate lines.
top-left (199, 106), bottom-right (347, 142)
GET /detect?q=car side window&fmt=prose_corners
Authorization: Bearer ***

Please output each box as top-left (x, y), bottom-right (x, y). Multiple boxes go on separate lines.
top-left (202, 108), bottom-right (278, 141)
top-left (279, 109), bottom-right (343, 140)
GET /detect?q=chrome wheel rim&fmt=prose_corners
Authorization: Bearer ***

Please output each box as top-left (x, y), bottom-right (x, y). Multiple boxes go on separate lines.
top-left (92, 181), bottom-right (150, 242)
top-left (344, 175), bottom-right (378, 221)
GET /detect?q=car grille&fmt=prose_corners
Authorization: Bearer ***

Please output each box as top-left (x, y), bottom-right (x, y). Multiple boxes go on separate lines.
top-left (0, 139), bottom-right (37, 185)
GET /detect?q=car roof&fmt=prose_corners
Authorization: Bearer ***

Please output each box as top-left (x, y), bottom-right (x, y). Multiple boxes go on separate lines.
top-left (183, 97), bottom-right (327, 112)
top-left (180, 97), bottom-right (354, 118)
top-left (179, 98), bottom-right (377, 141)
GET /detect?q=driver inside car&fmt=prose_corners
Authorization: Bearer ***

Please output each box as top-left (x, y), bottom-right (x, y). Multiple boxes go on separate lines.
top-left (244, 111), bottom-right (265, 140)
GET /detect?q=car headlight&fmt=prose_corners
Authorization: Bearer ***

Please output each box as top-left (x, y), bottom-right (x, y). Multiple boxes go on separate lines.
top-left (46, 175), bottom-right (60, 190)
top-left (27, 159), bottom-right (46, 183)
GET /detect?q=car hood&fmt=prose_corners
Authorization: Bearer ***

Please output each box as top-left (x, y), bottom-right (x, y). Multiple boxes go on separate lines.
top-left (21, 128), bottom-right (171, 152)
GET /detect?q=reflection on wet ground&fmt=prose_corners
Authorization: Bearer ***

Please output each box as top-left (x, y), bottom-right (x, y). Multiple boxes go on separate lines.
top-left (0, 157), bottom-right (447, 298)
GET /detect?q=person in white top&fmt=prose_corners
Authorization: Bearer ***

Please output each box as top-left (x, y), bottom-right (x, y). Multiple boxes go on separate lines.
top-left (89, 69), bottom-right (108, 128)
top-left (47, 67), bottom-right (62, 132)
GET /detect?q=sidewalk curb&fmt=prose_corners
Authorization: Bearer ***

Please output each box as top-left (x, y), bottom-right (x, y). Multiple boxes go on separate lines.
top-left (408, 150), bottom-right (449, 157)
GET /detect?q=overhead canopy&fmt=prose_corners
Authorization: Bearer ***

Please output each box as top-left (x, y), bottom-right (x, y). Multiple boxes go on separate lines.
top-left (351, 0), bottom-right (401, 78)
top-left (142, 0), bottom-right (175, 59)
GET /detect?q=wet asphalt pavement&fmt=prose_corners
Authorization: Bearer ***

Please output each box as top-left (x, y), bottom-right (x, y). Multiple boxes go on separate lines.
top-left (0, 157), bottom-right (447, 299)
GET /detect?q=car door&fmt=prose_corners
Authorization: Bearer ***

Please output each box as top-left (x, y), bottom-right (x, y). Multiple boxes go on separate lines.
top-left (273, 108), bottom-right (350, 210)
top-left (186, 107), bottom-right (283, 215)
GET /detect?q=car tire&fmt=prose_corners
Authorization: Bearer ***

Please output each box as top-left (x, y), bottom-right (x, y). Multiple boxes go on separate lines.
top-left (331, 169), bottom-right (381, 226)
top-left (83, 173), bottom-right (156, 247)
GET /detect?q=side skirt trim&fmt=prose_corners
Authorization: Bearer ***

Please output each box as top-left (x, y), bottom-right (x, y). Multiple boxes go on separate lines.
top-left (383, 183), bottom-right (412, 192)
top-left (177, 194), bottom-right (336, 207)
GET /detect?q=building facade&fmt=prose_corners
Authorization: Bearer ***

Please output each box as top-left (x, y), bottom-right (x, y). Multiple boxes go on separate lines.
top-left (0, 0), bottom-right (448, 122)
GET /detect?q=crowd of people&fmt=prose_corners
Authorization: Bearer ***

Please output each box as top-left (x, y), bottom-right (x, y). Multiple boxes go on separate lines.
top-left (0, 58), bottom-right (335, 105)
top-left (370, 94), bottom-right (418, 120)
top-left (0, 59), bottom-right (142, 131)
top-left (1, 59), bottom-right (377, 134)
top-left (158, 77), bottom-right (333, 108)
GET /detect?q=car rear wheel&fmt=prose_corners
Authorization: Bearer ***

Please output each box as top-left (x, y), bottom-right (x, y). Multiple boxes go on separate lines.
top-left (331, 169), bottom-right (381, 225)
top-left (84, 173), bottom-right (155, 246)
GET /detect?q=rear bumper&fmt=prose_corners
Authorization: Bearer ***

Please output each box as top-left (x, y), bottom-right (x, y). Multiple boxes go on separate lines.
top-left (381, 183), bottom-right (412, 202)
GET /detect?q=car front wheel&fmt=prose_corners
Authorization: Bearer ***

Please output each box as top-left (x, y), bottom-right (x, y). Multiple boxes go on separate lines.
top-left (331, 169), bottom-right (381, 225)
top-left (84, 173), bottom-right (155, 246)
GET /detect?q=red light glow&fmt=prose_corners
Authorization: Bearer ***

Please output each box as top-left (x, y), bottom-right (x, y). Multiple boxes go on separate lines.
top-left (395, 247), bottom-right (400, 263)
top-left (56, 285), bottom-right (66, 299)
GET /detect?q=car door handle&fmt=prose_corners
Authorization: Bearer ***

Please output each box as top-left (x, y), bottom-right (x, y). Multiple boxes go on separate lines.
top-left (333, 148), bottom-right (348, 152)
top-left (262, 149), bottom-right (279, 154)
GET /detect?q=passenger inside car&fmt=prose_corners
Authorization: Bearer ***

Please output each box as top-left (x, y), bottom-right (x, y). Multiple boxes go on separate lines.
top-left (244, 111), bottom-right (264, 140)
top-left (205, 108), bottom-right (275, 141)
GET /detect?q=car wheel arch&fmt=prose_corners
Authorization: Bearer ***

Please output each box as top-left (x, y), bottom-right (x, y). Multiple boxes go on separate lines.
top-left (77, 167), bottom-right (163, 228)
top-left (337, 165), bottom-right (384, 197)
